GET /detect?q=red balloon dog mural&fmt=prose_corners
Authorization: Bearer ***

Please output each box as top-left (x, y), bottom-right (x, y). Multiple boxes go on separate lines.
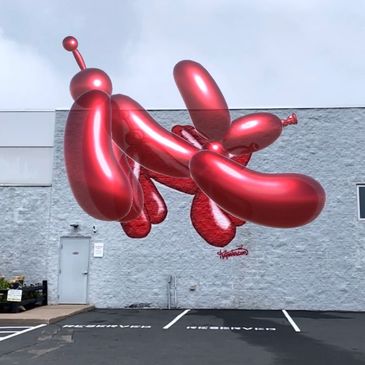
top-left (63, 36), bottom-right (326, 248)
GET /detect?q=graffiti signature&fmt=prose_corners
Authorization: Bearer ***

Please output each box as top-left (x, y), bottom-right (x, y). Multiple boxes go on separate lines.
top-left (217, 245), bottom-right (249, 260)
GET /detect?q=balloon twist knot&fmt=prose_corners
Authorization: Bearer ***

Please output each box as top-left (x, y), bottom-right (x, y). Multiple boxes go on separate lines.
top-left (282, 113), bottom-right (298, 127)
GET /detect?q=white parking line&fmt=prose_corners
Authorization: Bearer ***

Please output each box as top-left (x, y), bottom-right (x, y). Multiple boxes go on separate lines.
top-left (282, 310), bottom-right (301, 332)
top-left (163, 309), bottom-right (191, 329)
top-left (0, 324), bottom-right (47, 342)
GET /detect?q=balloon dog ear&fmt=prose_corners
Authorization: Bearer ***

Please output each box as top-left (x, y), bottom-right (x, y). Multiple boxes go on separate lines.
top-left (174, 60), bottom-right (231, 141)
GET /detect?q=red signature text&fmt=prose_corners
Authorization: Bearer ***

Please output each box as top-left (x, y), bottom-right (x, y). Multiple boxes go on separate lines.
top-left (217, 245), bottom-right (249, 260)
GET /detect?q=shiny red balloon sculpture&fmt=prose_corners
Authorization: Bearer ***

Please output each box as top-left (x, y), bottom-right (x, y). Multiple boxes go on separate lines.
top-left (63, 36), bottom-right (326, 247)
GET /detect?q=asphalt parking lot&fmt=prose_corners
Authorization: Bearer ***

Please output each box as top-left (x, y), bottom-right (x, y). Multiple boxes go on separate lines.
top-left (0, 309), bottom-right (364, 364)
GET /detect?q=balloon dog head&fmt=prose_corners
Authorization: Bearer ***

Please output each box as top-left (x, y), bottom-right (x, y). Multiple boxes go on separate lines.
top-left (63, 36), bottom-right (112, 100)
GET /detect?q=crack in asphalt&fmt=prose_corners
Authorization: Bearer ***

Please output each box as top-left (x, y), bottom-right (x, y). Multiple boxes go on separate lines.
top-left (0, 325), bottom-right (74, 362)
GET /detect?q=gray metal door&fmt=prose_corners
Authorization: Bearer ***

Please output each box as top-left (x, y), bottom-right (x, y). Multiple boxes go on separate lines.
top-left (58, 237), bottom-right (90, 304)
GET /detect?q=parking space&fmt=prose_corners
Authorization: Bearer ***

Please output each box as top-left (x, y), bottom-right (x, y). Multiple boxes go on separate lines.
top-left (60, 308), bottom-right (183, 329)
top-left (164, 309), bottom-right (292, 332)
top-left (0, 309), bottom-right (364, 364)
top-left (288, 311), bottom-right (365, 359)
top-left (0, 324), bottom-right (47, 342)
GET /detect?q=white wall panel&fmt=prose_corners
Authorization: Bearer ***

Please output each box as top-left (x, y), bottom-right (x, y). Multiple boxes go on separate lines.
top-left (0, 147), bottom-right (53, 185)
top-left (0, 111), bottom-right (55, 185)
top-left (0, 111), bottom-right (55, 147)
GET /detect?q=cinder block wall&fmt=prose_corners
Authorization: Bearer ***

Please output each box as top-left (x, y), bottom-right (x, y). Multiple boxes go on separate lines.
top-left (0, 187), bottom-right (51, 283)
top-left (2, 108), bottom-right (364, 310)
top-left (44, 108), bottom-right (365, 310)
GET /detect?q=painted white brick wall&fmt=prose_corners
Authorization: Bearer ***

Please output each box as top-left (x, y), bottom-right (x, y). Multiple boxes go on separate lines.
top-left (0, 187), bottom-right (51, 282)
top-left (1, 108), bottom-right (365, 310)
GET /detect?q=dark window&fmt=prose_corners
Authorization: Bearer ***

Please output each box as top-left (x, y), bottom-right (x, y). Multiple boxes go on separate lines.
top-left (358, 185), bottom-right (365, 219)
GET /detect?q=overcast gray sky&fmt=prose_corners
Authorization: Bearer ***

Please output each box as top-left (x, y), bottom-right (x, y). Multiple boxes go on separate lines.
top-left (0, 0), bottom-right (364, 109)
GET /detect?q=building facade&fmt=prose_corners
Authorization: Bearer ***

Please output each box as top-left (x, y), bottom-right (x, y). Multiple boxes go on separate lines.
top-left (1, 107), bottom-right (365, 310)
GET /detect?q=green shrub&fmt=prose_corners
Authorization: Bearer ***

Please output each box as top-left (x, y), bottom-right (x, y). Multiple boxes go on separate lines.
top-left (0, 278), bottom-right (10, 290)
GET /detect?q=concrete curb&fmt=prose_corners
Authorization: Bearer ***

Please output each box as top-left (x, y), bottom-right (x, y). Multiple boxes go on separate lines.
top-left (0, 305), bottom-right (95, 325)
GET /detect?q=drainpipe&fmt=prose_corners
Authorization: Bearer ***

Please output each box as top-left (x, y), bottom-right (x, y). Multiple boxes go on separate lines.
top-left (173, 275), bottom-right (177, 308)
top-left (167, 275), bottom-right (172, 309)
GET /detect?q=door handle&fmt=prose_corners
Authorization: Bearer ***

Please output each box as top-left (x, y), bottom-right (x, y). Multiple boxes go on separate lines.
top-left (82, 272), bottom-right (88, 275)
